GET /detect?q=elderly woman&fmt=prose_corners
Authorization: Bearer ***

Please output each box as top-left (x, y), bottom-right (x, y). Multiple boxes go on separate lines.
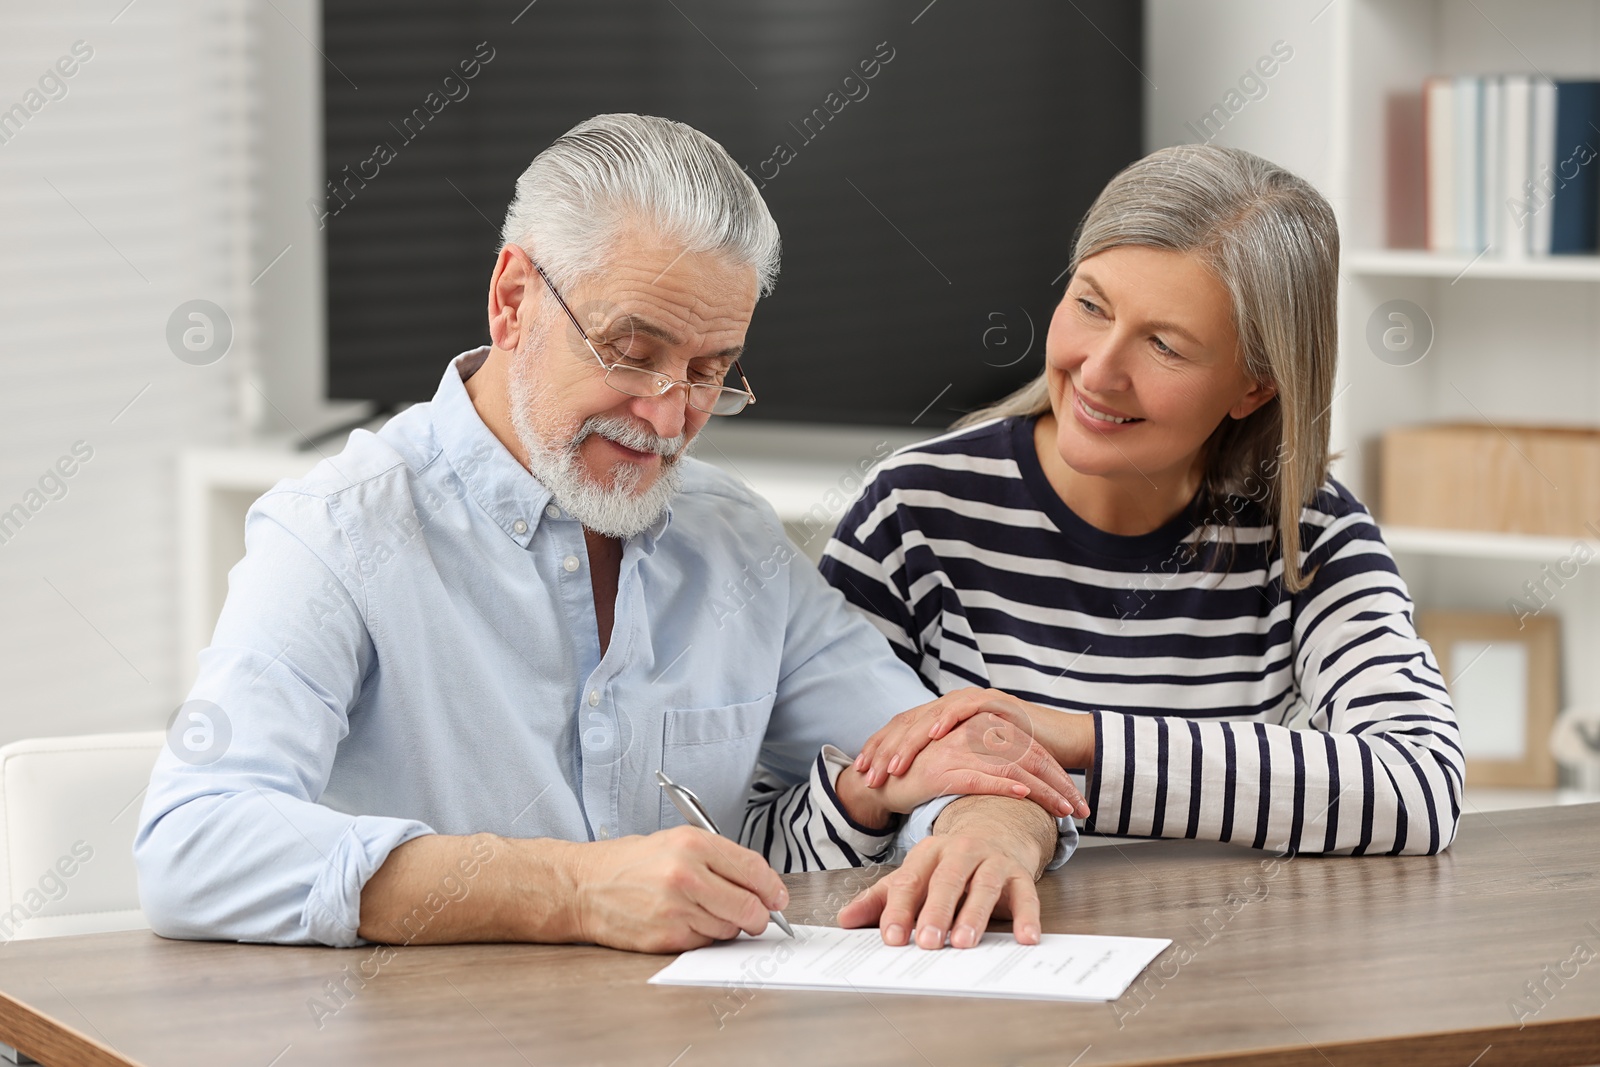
top-left (826, 145), bottom-right (1461, 866)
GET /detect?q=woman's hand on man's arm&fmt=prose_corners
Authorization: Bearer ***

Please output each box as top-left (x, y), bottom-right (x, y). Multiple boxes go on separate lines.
top-left (852, 688), bottom-right (1097, 820)
top-left (834, 700), bottom-right (1090, 827)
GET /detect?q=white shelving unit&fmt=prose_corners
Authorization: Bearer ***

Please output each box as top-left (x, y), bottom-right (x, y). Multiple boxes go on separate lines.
top-left (1384, 526), bottom-right (1600, 562)
top-left (1327, 0), bottom-right (1600, 794)
top-left (1344, 248), bottom-right (1600, 282)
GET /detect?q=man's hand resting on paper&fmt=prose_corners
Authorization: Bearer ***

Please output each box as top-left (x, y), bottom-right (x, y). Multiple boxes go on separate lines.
top-left (837, 794), bottom-right (1059, 949)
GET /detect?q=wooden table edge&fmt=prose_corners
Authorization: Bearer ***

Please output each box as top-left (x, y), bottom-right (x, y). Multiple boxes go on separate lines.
top-left (0, 986), bottom-right (149, 1067)
top-left (1116, 1014), bottom-right (1600, 1067)
top-left (2, 970), bottom-right (1597, 1067)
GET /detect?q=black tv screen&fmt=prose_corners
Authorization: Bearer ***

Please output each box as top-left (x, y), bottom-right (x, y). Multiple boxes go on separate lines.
top-left (321, 0), bottom-right (1144, 426)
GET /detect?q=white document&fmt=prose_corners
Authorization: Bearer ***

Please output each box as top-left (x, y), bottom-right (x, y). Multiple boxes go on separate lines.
top-left (649, 924), bottom-right (1171, 1002)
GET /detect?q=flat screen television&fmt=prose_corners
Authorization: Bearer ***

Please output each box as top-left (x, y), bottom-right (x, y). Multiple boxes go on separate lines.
top-left (321, 0), bottom-right (1144, 427)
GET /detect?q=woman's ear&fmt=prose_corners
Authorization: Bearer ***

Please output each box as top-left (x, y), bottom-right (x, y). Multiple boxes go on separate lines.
top-left (1230, 378), bottom-right (1278, 420)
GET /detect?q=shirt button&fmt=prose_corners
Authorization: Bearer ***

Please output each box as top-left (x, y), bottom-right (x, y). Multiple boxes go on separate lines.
top-left (545, 503), bottom-right (561, 519)
top-left (598, 826), bottom-right (611, 840)
top-left (588, 690), bottom-right (600, 707)
top-left (512, 519), bottom-right (528, 535)
top-left (563, 555), bottom-right (580, 572)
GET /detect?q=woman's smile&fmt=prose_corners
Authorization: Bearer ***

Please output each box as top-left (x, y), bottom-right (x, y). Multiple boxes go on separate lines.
top-left (1070, 385), bottom-right (1144, 431)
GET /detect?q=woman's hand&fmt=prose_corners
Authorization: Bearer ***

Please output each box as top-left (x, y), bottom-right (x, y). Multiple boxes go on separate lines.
top-left (853, 688), bottom-right (1095, 820)
top-left (839, 715), bottom-right (1083, 820)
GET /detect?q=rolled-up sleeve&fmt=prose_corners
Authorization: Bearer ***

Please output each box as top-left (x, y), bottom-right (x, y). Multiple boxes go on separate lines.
top-left (134, 488), bottom-right (433, 946)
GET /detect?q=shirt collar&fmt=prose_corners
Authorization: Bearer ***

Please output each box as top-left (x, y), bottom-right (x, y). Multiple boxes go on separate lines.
top-left (430, 347), bottom-right (674, 552)
top-left (432, 347), bottom-right (551, 548)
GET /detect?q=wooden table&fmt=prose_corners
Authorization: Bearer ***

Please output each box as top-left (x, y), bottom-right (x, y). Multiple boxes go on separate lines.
top-left (2, 805), bottom-right (1598, 1067)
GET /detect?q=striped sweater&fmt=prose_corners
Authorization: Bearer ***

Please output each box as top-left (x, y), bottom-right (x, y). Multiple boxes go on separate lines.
top-left (819, 416), bottom-right (1464, 856)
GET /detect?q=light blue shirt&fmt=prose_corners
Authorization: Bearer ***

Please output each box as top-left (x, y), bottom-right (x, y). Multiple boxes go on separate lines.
top-left (136, 348), bottom-right (1076, 946)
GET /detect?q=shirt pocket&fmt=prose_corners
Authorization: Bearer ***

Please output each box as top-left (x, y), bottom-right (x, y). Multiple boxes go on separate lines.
top-left (658, 692), bottom-right (776, 833)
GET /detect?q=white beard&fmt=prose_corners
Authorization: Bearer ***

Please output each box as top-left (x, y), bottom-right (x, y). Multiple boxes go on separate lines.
top-left (508, 330), bottom-right (687, 539)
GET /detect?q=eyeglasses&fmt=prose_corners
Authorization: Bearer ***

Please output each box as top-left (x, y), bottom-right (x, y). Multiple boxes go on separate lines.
top-left (532, 262), bottom-right (757, 416)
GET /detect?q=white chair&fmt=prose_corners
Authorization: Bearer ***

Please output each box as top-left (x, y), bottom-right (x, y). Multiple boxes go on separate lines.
top-left (0, 730), bottom-right (164, 1063)
top-left (0, 731), bottom-right (163, 943)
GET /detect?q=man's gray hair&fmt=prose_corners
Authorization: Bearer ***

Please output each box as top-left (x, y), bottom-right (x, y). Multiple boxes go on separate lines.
top-left (499, 113), bottom-right (781, 296)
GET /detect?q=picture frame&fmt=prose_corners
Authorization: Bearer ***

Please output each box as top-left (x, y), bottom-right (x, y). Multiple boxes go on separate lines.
top-left (1417, 610), bottom-right (1560, 788)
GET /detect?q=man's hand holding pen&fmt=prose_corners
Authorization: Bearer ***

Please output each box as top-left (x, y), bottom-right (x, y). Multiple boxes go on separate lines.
top-left (569, 825), bottom-right (792, 954)
top-left (571, 723), bottom-right (1084, 955)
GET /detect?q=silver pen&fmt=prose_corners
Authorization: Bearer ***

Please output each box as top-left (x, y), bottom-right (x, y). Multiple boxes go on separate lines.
top-left (655, 769), bottom-right (796, 938)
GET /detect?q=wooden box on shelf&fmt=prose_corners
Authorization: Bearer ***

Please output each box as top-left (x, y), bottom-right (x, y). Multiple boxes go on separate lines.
top-left (1381, 423), bottom-right (1600, 537)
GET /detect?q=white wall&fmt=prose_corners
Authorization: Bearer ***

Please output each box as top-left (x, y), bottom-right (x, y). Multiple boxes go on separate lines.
top-left (1144, 0), bottom-right (1337, 189)
top-left (0, 1), bottom-right (253, 745)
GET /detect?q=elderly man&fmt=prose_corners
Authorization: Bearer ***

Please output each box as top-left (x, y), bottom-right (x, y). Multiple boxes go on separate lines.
top-left (135, 114), bottom-right (1084, 955)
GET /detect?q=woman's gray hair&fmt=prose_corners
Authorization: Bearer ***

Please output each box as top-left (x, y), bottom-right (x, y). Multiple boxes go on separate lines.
top-left (957, 144), bottom-right (1339, 593)
top-left (499, 113), bottom-right (781, 296)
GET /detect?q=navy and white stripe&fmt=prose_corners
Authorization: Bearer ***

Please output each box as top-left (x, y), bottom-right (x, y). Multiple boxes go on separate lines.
top-left (740, 747), bottom-right (901, 872)
top-left (819, 416), bottom-right (1463, 856)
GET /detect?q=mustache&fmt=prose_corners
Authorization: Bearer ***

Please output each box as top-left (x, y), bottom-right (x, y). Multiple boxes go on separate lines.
top-left (574, 414), bottom-right (686, 458)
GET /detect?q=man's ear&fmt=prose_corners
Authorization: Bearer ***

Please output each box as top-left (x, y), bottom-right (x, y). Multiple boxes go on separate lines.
top-left (1230, 378), bottom-right (1278, 420)
top-left (488, 243), bottom-right (536, 352)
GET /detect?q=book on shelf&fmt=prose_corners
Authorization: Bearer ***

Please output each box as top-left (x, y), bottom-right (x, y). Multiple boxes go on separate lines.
top-left (1417, 75), bottom-right (1598, 257)
top-left (1551, 80), bottom-right (1600, 254)
top-left (1531, 80), bottom-right (1557, 255)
